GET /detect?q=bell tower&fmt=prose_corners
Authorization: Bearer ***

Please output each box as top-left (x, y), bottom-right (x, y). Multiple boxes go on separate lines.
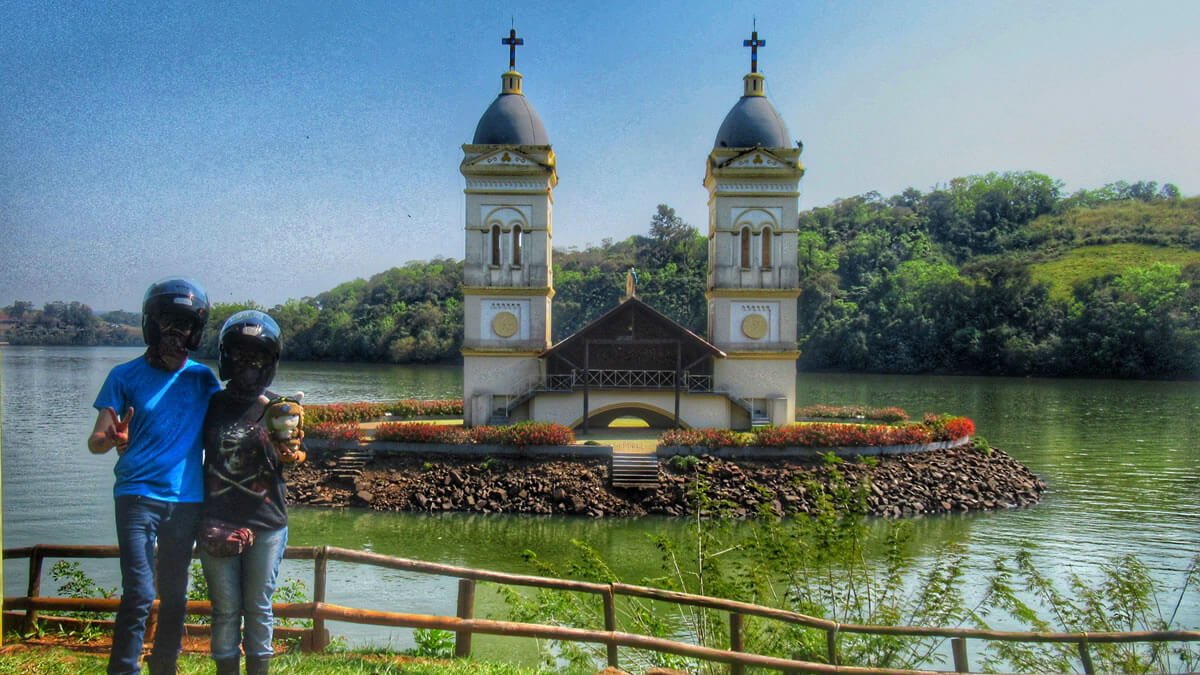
top-left (705, 28), bottom-right (804, 427)
top-left (461, 28), bottom-right (557, 426)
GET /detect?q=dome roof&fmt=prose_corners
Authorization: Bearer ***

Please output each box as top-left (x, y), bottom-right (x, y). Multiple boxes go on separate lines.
top-left (714, 94), bottom-right (790, 149)
top-left (472, 91), bottom-right (549, 145)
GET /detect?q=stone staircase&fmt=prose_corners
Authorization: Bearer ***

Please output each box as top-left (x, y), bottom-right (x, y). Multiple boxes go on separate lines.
top-left (330, 448), bottom-right (370, 480)
top-left (610, 452), bottom-right (660, 489)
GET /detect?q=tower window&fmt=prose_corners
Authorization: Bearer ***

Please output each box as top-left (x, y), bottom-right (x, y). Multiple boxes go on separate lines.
top-left (490, 225), bottom-right (502, 266)
top-left (740, 227), bottom-right (752, 269)
top-left (512, 225), bottom-right (522, 266)
top-left (761, 227), bottom-right (772, 268)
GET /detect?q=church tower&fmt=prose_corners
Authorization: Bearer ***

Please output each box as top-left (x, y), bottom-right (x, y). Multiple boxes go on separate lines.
top-left (705, 28), bottom-right (804, 427)
top-left (461, 29), bottom-right (557, 426)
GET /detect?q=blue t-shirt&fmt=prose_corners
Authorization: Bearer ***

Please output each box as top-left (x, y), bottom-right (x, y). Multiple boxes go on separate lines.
top-left (93, 354), bottom-right (221, 502)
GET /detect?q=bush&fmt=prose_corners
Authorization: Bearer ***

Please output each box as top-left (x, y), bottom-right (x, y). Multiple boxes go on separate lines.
top-left (470, 422), bottom-right (575, 448)
top-left (755, 422), bottom-right (934, 447)
top-left (922, 413), bottom-right (976, 441)
top-left (387, 399), bottom-right (463, 418)
top-left (796, 404), bottom-right (909, 422)
top-left (306, 399), bottom-right (464, 425)
top-left (373, 422), bottom-right (470, 444)
top-left (305, 402), bottom-right (389, 425)
top-left (306, 422), bottom-right (362, 442)
top-left (658, 427), bottom-right (752, 449)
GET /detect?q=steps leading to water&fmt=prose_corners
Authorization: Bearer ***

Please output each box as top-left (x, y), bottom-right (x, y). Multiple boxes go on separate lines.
top-left (610, 453), bottom-right (660, 489)
top-left (330, 449), bottom-right (370, 479)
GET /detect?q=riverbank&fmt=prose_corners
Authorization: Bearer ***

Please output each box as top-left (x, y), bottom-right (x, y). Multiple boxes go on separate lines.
top-left (285, 445), bottom-right (1045, 518)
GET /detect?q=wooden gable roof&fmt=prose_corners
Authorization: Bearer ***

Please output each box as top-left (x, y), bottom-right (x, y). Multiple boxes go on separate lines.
top-left (541, 297), bottom-right (724, 373)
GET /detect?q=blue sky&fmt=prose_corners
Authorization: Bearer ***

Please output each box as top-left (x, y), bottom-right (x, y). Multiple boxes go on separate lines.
top-left (3, 0), bottom-right (1198, 312)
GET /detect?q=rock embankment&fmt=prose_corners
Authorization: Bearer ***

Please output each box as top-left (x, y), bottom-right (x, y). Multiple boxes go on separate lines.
top-left (285, 446), bottom-right (1045, 518)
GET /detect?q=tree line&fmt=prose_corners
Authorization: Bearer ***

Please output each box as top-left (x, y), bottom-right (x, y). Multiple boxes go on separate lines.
top-left (5, 174), bottom-right (1197, 379)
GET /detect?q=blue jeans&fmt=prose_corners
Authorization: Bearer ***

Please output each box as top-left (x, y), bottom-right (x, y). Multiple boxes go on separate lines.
top-left (200, 525), bottom-right (287, 661)
top-left (109, 496), bottom-right (200, 675)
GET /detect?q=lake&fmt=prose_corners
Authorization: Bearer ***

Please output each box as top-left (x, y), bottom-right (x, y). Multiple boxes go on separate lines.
top-left (2, 345), bottom-right (1197, 662)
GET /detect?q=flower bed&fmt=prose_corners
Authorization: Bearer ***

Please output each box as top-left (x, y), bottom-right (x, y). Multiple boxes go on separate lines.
top-left (659, 428), bottom-right (754, 449)
top-left (756, 422), bottom-right (933, 448)
top-left (306, 399), bottom-right (464, 425)
top-left (795, 404), bottom-right (908, 423)
top-left (308, 421), bottom-right (362, 442)
top-left (660, 415), bottom-right (975, 451)
top-left (468, 421), bottom-right (576, 448)
top-left (337, 420), bottom-right (576, 449)
top-left (373, 422), bottom-right (470, 445)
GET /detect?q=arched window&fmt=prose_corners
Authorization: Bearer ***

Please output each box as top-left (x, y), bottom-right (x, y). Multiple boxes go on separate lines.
top-left (512, 225), bottom-right (522, 266)
top-left (761, 227), bottom-right (772, 268)
top-left (740, 227), bottom-right (752, 269)
top-left (490, 225), bottom-right (501, 266)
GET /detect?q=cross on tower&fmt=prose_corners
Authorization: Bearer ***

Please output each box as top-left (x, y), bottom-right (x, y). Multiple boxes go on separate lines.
top-left (502, 28), bottom-right (524, 69)
top-left (743, 29), bottom-right (765, 73)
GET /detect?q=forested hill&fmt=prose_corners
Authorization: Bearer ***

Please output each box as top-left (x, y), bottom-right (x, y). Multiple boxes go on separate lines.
top-left (5, 173), bottom-right (1197, 379)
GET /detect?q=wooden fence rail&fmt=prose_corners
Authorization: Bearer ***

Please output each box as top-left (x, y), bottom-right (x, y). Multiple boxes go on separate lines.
top-left (4, 544), bottom-right (1198, 674)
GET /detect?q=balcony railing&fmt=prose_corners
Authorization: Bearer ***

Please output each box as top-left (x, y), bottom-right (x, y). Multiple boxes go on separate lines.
top-left (533, 370), bottom-right (713, 393)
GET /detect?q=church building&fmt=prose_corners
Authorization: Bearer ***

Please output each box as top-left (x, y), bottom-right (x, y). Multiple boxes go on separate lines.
top-left (460, 28), bottom-right (804, 430)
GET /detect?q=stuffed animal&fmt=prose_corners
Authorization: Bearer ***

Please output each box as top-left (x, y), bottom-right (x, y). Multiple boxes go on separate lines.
top-left (264, 393), bottom-right (306, 464)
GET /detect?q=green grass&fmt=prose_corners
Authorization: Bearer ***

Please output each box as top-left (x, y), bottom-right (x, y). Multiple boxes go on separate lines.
top-left (1027, 243), bottom-right (1200, 301)
top-left (0, 647), bottom-right (546, 675)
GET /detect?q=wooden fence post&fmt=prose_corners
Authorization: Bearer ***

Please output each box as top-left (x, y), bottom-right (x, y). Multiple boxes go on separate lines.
top-left (825, 624), bottom-right (838, 666)
top-left (23, 547), bottom-right (43, 634)
top-left (309, 546), bottom-right (329, 652)
top-left (1078, 637), bottom-right (1095, 675)
top-left (455, 579), bottom-right (476, 658)
top-left (603, 585), bottom-right (618, 668)
top-left (951, 637), bottom-right (968, 672)
top-left (729, 612), bottom-right (744, 675)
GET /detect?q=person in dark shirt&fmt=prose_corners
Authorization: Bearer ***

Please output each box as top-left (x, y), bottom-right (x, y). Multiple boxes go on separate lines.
top-left (89, 277), bottom-right (219, 675)
top-left (199, 310), bottom-right (303, 675)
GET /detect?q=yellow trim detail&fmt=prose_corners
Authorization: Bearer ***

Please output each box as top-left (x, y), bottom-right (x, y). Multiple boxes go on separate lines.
top-left (722, 351), bottom-right (801, 360)
top-left (461, 349), bottom-right (544, 357)
top-left (463, 287), bottom-right (555, 298)
top-left (707, 289), bottom-right (800, 300)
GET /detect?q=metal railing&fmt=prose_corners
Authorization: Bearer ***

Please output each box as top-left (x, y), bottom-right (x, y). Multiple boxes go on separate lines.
top-left (4, 543), bottom-right (1198, 673)
top-left (534, 369), bottom-right (714, 393)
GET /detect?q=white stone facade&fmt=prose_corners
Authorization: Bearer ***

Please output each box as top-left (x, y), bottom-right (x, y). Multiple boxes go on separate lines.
top-left (461, 143), bottom-right (557, 426)
top-left (705, 144), bottom-right (805, 425)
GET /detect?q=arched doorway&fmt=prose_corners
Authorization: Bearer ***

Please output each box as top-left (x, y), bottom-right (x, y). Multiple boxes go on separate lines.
top-left (572, 403), bottom-right (683, 430)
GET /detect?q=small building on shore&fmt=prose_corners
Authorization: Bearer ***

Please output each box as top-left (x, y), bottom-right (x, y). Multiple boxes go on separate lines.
top-left (461, 28), bottom-right (805, 430)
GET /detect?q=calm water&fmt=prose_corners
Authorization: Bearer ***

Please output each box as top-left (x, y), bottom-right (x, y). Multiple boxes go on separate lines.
top-left (2, 346), bottom-right (1198, 659)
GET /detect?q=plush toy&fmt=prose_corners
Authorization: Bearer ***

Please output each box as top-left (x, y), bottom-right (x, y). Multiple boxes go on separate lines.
top-left (264, 393), bottom-right (306, 465)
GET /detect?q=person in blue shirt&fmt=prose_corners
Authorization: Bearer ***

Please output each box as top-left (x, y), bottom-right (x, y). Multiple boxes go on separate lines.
top-left (89, 278), bottom-right (221, 675)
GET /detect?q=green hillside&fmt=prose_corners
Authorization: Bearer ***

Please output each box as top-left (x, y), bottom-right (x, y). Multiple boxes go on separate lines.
top-left (1028, 243), bottom-right (1200, 301)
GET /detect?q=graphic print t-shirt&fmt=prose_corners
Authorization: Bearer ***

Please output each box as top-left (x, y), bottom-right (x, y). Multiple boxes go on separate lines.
top-left (201, 390), bottom-right (288, 531)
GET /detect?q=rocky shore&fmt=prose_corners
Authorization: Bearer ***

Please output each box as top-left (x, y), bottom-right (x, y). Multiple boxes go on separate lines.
top-left (285, 445), bottom-right (1046, 518)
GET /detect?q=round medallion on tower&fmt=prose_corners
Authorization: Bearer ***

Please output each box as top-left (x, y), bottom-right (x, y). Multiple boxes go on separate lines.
top-left (472, 28), bottom-right (550, 145)
top-left (740, 313), bottom-right (769, 340)
top-left (491, 311), bottom-right (519, 338)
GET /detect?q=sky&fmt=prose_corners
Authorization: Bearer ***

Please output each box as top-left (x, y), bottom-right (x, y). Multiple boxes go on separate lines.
top-left (2, 1), bottom-right (1198, 312)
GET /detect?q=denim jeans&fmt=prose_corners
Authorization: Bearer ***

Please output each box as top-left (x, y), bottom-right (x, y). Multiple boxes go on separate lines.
top-left (200, 525), bottom-right (288, 661)
top-left (109, 496), bottom-right (200, 675)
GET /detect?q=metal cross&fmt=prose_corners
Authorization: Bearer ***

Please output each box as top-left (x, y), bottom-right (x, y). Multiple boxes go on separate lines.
top-left (502, 28), bottom-right (524, 69)
top-left (743, 29), bottom-right (765, 73)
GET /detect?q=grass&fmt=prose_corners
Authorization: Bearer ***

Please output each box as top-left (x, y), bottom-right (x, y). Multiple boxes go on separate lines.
top-left (1027, 242), bottom-right (1200, 300)
top-left (0, 645), bottom-right (545, 674)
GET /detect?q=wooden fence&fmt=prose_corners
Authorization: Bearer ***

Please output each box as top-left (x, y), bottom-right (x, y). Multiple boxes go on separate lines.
top-left (4, 543), bottom-right (1198, 674)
